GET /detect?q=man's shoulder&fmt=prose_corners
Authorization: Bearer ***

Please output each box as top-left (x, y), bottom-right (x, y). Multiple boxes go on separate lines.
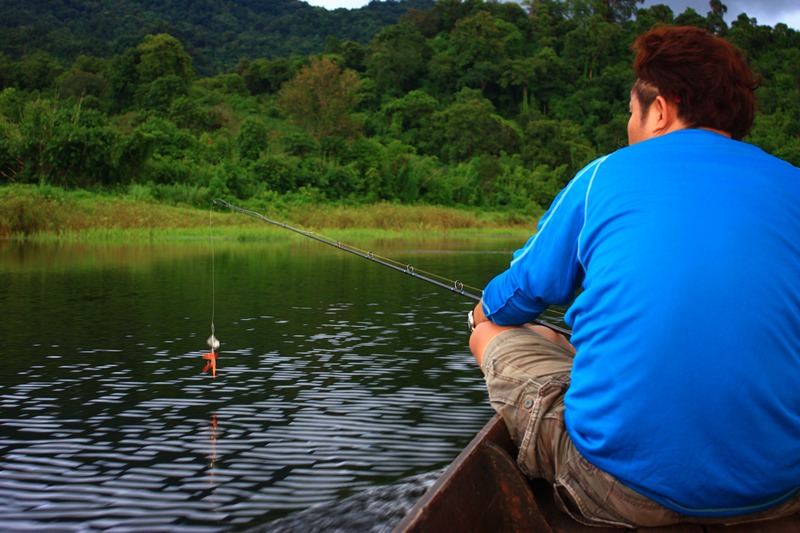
top-left (571, 155), bottom-right (613, 186)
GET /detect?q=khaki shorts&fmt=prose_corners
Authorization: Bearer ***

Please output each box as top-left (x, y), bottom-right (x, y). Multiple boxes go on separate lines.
top-left (481, 328), bottom-right (800, 528)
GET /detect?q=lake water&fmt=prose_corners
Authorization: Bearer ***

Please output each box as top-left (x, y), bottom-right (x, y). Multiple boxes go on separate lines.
top-left (0, 234), bottom-right (563, 531)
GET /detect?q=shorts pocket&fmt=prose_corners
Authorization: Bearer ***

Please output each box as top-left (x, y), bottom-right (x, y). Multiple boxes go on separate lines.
top-left (553, 461), bottom-right (636, 528)
top-left (515, 377), bottom-right (569, 478)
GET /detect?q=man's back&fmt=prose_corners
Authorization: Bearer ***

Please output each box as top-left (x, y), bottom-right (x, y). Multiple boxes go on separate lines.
top-left (565, 128), bottom-right (800, 515)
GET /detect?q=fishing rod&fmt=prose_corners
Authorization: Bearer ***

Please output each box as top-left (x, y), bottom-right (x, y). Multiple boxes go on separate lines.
top-left (213, 198), bottom-right (569, 335)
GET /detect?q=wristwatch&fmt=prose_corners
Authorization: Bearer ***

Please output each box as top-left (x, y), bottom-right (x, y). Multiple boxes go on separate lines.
top-left (467, 310), bottom-right (476, 332)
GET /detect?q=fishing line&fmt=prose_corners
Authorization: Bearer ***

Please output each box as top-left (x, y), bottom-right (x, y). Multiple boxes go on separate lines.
top-left (210, 204), bottom-right (216, 344)
top-left (213, 198), bottom-right (569, 335)
top-left (204, 205), bottom-right (220, 377)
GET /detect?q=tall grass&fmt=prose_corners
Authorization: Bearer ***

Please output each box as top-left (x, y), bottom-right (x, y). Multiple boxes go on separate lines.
top-left (0, 184), bottom-right (538, 241)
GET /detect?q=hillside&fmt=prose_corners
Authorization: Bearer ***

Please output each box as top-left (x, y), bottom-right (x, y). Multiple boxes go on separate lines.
top-left (0, 0), bottom-right (798, 238)
top-left (0, 0), bottom-right (435, 75)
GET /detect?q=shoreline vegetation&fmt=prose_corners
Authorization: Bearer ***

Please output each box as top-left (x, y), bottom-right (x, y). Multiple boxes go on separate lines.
top-left (0, 184), bottom-right (537, 242)
top-left (2, 3), bottom-right (797, 250)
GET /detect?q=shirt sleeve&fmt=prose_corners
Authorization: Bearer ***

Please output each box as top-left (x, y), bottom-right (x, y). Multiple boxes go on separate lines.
top-left (481, 157), bottom-right (604, 326)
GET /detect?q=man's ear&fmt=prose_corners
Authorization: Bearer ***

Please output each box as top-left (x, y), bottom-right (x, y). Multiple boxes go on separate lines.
top-left (651, 95), bottom-right (682, 134)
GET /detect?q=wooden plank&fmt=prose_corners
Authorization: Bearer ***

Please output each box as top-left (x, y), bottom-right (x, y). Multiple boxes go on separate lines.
top-left (395, 415), bottom-right (800, 533)
top-left (394, 415), bottom-right (554, 532)
top-left (704, 512), bottom-right (800, 533)
top-left (645, 525), bottom-right (705, 533)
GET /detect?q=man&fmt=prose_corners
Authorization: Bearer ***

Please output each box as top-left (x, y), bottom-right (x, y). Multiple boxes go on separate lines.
top-left (468, 26), bottom-right (800, 527)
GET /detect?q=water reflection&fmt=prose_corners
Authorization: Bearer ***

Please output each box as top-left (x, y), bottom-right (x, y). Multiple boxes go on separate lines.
top-left (0, 237), bottom-right (533, 531)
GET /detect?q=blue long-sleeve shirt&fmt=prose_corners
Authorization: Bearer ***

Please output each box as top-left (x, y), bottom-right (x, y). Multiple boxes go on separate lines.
top-left (482, 129), bottom-right (800, 516)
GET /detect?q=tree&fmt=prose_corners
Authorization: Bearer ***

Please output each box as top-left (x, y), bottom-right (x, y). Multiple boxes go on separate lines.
top-left (594, 0), bottom-right (644, 23)
top-left (0, 53), bottom-right (17, 90)
top-left (747, 112), bottom-right (800, 166)
top-left (325, 38), bottom-right (367, 72)
top-left (0, 0), bottom-right (797, 211)
top-left (707, 0), bottom-right (729, 35)
top-left (366, 22), bottom-right (431, 96)
top-left (18, 51), bottom-right (63, 91)
top-left (633, 4), bottom-right (675, 35)
top-left (278, 57), bottom-right (362, 140)
top-left (398, 7), bottom-right (440, 38)
top-left (236, 57), bottom-right (295, 95)
top-left (429, 10), bottom-right (523, 96)
top-left (562, 15), bottom-right (624, 79)
top-left (138, 74), bottom-right (189, 112)
top-left (106, 48), bottom-right (140, 112)
top-left (135, 34), bottom-right (195, 85)
top-left (500, 46), bottom-right (565, 114)
top-left (448, 11), bottom-right (517, 91)
top-left (674, 8), bottom-right (708, 29)
top-left (727, 13), bottom-right (774, 56)
top-left (14, 99), bottom-right (133, 187)
top-left (432, 0), bottom-right (485, 33)
top-left (169, 96), bottom-right (217, 132)
top-left (520, 114), bottom-right (596, 181)
top-left (381, 89), bottom-right (440, 154)
top-left (0, 96), bottom-right (22, 183)
top-left (436, 88), bottom-right (520, 163)
top-left (58, 71), bottom-right (106, 100)
top-left (236, 116), bottom-right (269, 161)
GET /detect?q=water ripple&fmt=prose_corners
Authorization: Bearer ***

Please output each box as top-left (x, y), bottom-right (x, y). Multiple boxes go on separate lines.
top-left (0, 243), bottom-right (526, 531)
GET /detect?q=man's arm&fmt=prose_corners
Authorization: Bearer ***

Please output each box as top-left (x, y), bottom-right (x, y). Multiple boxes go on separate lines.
top-left (469, 299), bottom-right (574, 367)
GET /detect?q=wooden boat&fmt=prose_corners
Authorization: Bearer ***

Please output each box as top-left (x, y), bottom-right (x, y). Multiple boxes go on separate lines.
top-left (394, 415), bottom-right (800, 532)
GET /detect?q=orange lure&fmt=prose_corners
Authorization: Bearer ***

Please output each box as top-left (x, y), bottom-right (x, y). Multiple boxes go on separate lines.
top-left (203, 334), bottom-right (220, 377)
top-left (202, 351), bottom-right (218, 377)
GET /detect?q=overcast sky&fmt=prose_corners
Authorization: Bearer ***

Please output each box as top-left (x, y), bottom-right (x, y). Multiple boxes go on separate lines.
top-left (304, 0), bottom-right (800, 29)
top-left (640, 0), bottom-right (800, 29)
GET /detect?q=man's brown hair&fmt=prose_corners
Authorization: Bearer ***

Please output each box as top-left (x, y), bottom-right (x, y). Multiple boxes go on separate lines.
top-left (632, 26), bottom-right (759, 140)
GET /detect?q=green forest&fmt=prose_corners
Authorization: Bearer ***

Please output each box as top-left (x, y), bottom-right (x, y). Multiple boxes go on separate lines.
top-left (1, 0), bottom-right (798, 224)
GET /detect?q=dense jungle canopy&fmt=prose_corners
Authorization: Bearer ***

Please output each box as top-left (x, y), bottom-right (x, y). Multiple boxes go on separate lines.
top-left (0, 0), bottom-right (798, 216)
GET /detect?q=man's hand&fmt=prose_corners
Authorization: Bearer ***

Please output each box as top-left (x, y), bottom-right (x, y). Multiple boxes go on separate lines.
top-left (470, 300), bottom-right (488, 329)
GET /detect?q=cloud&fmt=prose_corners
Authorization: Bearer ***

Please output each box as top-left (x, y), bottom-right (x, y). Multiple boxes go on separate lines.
top-left (304, 0), bottom-right (370, 9)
